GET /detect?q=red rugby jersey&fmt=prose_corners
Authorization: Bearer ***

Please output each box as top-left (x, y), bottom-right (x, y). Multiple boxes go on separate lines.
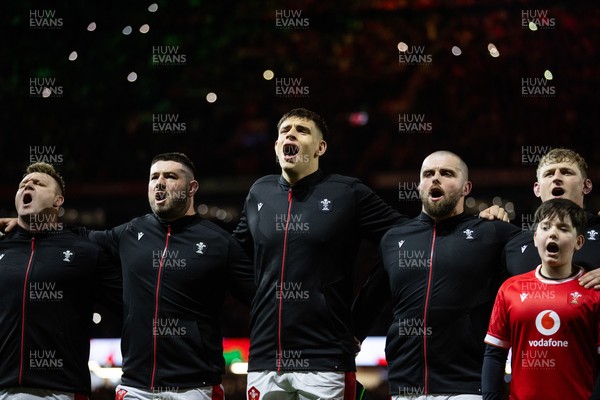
top-left (485, 266), bottom-right (600, 400)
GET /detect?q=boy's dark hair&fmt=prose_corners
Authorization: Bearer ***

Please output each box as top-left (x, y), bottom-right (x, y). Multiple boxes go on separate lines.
top-left (276, 108), bottom-right (329, 139)
top-left (534, 198), bottom-right (587, 236)
top-left (25, 162), bottom-right (66, 195)
top-left (151, 152), bottom-right (197, 179)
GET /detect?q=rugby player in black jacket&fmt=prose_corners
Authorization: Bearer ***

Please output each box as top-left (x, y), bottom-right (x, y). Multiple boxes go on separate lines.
top-left (83, 153), bottom-right (256, 400)
top-left (0, 163), bottom-right (121, 399)
top-left (353, 151), bottom-right (520, 399)
top-left (233, 108), bottom-right (409, 399)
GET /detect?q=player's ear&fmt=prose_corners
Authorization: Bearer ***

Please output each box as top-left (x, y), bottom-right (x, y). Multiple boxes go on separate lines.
top-left (316, 140), bottom-right (327, 157)
top-left (54, 195), bottom-right (64, 208)
top-left (575, 234), bottom-right (585, 251)
top-left (583, 178), bottom-right (592, 195)
top-left (533, 182), bottom-right (542, 199)
top-left (462, 180), bottom-right (472, 196)
top-left (188, 180), bottom-right (199, 197)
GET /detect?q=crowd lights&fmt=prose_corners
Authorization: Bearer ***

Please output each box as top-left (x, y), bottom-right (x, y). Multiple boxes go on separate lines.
top-left (466, 196), bottom-right (515, 220)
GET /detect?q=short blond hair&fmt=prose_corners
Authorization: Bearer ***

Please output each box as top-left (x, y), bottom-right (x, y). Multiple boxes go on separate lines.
top-left (536, 148), bottom-right (588, 180)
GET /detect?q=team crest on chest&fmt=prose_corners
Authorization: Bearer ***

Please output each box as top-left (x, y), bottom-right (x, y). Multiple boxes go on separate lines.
top-left (195, 242), bottom-right (207, 254)
top-left (569, 291), bottom-right (583, 305)
top-left (63, 250), bottom-right (74, 262)
top-left (587, 230), bottom-right (598, 241)
top-left (463, 229), bottom-right (475, 240)
top-left (319, 198), bottom-right (332, 213)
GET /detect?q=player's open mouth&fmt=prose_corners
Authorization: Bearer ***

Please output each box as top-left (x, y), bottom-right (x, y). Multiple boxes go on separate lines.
top-left (155, 192), bottom-right (167, 203)
top-left (283, 143), bottom-right (300, 162)
top-left (23, 193), bottom-right (33, 205)
top-left (551, 187), bottom-right (565, 196)
top-left (283, 144), bottom-right (299, 156)
top-left (546, 242), bottom-right (559, 254)
top-left (429, 187), bottom-right (444, 201)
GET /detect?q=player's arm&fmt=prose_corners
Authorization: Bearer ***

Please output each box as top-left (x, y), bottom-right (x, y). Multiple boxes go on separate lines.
top-left (225, 235), bottom-right (257, 307)
top-left (71, 224), bottom-right (126, 264)
top-left (482, 344), bottom-right (509, 400)
top-left (232, 197), bottom-right (255, 258)
top-left (353, 180), bottom-right (408, 241)
top-left (92, 247), bottom-right (123, 318)
top-left (591, 361), bottom-right (600, 400)
top-left (351, 250), bottom-right (391, 342)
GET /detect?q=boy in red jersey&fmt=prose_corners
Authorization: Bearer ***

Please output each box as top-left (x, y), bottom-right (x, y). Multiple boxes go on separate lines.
top-left (483, 198), bottom-right (600, 400)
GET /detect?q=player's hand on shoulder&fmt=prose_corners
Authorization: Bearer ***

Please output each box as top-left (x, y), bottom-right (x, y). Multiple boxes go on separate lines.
top-left (579, 268), bottom-right (600, 291)
top-left (0, 218), bottom-right (18, 234)
top-left (479, 205), bottom-right (510, 222)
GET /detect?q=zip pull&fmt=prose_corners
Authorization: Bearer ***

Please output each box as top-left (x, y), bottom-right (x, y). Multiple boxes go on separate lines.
top-left (288, 188), bottom-right (292, 202)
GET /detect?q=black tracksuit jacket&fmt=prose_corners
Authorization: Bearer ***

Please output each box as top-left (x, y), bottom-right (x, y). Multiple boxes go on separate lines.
top-left (0, 226), bottom-right (122, 395)
top-left (505, 211), bottom-right (600, 276)
top-left (87, 213), bottom-right (255, 389)
top-left (233, 169), bottom-right (407, 372)
top-left (353, 212), bottom-right (520, 395)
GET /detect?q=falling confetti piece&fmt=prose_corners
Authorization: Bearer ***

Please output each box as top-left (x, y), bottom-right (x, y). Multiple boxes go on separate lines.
top-left (488, 43), bottom-right (500, 57)
top-left (397, 42), bottom-right (408, 52)
top-left (528, 21), bottom-right (538, 31)
top-left (122, 26), bottom-right (132, 35)
top-left (451, 46), bottom-right (462, 56)
top-left (127, 72), bottom-right (138, 82)
top-left (148, 3), bottom-right (158, 12)
top-left (42, 88), bottom-right (51, 98)
top-left (544, 70), bottom-right (553, 80)
top-left (87, 22), bottom-right (96, 31)
top-left (263, 70), bottom-right (274, 80)
top-left (68, 51), bottom-right (78, 61)
top-left (206, 92), bottom-right (217, 103)
top-left (139, 24), bottom-right (150, 34)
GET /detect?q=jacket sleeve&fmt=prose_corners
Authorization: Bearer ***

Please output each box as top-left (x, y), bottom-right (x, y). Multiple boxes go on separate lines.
top-left (482, 344), bottom-right (509, 400)
top-left (352, 249), bottom-right (391, 342)
top-left (225, 234), bottom-right (257, 307)
top-left (84, 223), bottom-right (128, 262)
top-left (590, 355), bottom-right (600, 400)
top-left (232, 195), bottom-right (255, 259)
top-left (353, 180), bottom-right (409, 242)
top-left (497, 222), bottom-right (525, 278)
top-left (92, 246), bottom-right (123, 319)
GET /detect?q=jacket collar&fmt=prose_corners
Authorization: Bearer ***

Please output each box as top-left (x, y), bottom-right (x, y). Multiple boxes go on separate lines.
top-left (152, 213), bottom-right (201, 229)
top-left (9, 223), bottom-right (63, 239)
top-left (278, 169), bottom-right (323, 191)
top-left (418, 211), bottom-right (472, 226)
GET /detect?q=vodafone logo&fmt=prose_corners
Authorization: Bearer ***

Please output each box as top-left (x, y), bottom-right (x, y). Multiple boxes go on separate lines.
top-left (535, 310), bottom-right (560, 335)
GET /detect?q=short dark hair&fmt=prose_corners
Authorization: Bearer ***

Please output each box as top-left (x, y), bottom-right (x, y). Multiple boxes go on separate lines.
top-left (276, 108), bottom-right (329, 139)
top-left (534, 198), bottom-right (587, 236)
top-left (25, 162), bottom-right (65, 195)
top-left (151, 152), bottom-right (197, 179)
